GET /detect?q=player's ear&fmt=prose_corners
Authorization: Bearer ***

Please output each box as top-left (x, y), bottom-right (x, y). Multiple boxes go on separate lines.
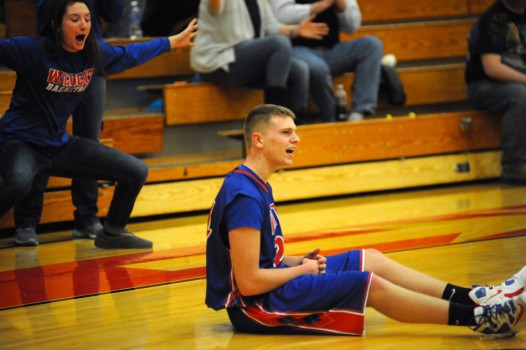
top-left (252, 132), bottom-right (264, 149)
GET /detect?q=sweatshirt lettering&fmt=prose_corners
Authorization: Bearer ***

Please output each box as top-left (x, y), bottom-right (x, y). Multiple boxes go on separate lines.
top-left (46, 68), bottom-right (94, 92)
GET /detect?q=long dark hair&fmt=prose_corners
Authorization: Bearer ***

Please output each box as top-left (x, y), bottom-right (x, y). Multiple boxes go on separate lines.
top-left (40, 0), bottom-right (102, 73)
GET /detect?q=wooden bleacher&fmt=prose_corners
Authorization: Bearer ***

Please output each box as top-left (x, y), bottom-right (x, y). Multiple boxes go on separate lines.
top-left (0, 0), bottom-right (500, 231)
top-left (161, 17), bottom-right (479, 125)
top-left (0, 110), bottom-right (502, 228)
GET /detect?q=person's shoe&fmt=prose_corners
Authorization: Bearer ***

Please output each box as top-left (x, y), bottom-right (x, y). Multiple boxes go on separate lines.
top-left (470, 266), bottom-right (526, 305)
top-left (501, 165), bottom-right (526, 184)
top-left (347, 112), bottom-right (364, 122)
top-left (72, 221), bottom-right (103, 240)
top-left (14, 227), bottom-right (39, 246)
top-left (472, 293), bottom-right (526, 338)
top-left (94, 228), bottom-right (153, 249)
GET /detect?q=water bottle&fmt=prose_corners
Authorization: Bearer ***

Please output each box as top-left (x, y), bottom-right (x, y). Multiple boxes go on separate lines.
top-left (129, 0), bottom-right (143, 40)
top-left (335, 84), bottom-right (348, 121)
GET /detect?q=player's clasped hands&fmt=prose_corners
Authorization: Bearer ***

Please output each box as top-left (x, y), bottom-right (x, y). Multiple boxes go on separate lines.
top-left (302, 248), bottom-right (327, 274)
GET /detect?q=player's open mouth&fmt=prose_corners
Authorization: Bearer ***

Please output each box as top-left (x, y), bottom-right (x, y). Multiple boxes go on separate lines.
top-left (76, 34), bottom-right (86, 43)
top-left (286, 148), bottom-right (295, 154)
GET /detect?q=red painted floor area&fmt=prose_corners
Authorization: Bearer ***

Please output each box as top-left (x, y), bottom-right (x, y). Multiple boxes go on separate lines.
top-left (1, 205), bottom-right (526, 309)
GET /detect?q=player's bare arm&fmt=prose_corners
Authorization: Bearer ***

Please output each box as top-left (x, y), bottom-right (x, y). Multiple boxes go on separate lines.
top-left (229, 227), bottom-right (319, 296)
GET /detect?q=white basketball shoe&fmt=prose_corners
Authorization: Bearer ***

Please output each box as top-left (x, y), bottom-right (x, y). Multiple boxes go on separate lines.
top-left (472, 292), bottom-right (526, 338)
top-left (469, 266), bottom-right (526, 306)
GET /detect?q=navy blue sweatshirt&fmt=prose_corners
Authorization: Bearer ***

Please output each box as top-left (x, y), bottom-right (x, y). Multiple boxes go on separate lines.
top-left (0, 36), bottom-right (170, 147)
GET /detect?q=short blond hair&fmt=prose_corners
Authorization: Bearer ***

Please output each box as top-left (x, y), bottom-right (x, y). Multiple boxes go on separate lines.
top-left (244, 104), bottom-right (295, 149)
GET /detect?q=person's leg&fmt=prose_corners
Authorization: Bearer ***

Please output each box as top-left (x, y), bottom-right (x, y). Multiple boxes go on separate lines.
top-left (467, 80), bottom-right (526, 178)
top-left (200, 35), bottom-right (306, 113)
top-left (70, 75), bottom-right (106, 238)
top-left (283, 57), bottom-right (309, 120)
top-left (325, 36), bottom-right (383, 115)
top-left (338, 250), bottom-right (523, 333)
top-left (293, 46), bottom-right (336, 122)
top-left (363, 248), bottom-right (448, 299)
top-left (13, 171), bottom-right (49, 231)
top-left (367, 274), bottom-right (449, 324)
top-left (328, 249), bottom-right (468, 307)
top-left (12, 171), bottom-right (62, 243)
top-left (363, 247), bottom-right (526, 335)
top-left (0, 139), bottom-right (49, 245)
top-left (234, 249), bottom-right (525, 336)
top-left (367, 273), bottom-right (526, 337)
top-left (49, 137), bottom-right (151, 249)
top-left (200, 35), bottom-right (293, 89)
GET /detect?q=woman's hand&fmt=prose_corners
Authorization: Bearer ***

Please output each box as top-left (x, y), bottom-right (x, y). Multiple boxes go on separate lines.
top-left (168, 18), bottom-right (198, 49)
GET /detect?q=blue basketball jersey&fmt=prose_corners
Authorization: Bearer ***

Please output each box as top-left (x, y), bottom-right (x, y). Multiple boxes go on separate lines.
top-left (206, 165), bottom-right (285, 310)
top-left (206, 165), bottom-right (372, 335)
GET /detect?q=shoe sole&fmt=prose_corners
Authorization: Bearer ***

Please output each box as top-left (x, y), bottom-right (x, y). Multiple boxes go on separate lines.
top-left (478, 332), bottom-right (516, 339)
top-left (72, 229), bottom-right (97, 240)
top-left (15, 239), bottom-right (39, 246)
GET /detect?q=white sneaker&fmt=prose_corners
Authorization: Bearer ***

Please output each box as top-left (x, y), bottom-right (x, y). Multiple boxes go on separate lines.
top-left (347, 112), bottom-right (364, 122)
top-left (470, 266), bottom-right (526, 305)
top-left (472, 292), bottom-right (526, 338)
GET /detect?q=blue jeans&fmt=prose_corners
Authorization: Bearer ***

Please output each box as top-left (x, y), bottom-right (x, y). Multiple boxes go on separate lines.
top-left (13, 76), bottom-right (106, 230)
top-left (293, 35), bottom-right (383, 121)
top-left (0, 136), bottom-right (148, 229)
top-left (200, 35), bottom-right (309, 115)
top-left (467, 80), bottom-right (526, 171)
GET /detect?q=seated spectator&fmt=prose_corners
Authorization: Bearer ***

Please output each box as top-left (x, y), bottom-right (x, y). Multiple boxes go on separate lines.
top-left (270, 0), bottom-right (383, 122)
top-left (189, 0), bottom-right (329, 123)
top-left (465, 0), bottom-right (526, 184)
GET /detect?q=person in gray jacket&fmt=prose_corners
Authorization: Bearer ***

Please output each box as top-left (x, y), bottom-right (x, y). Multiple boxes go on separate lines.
top-left (190, 0), bottom-right (328, 123)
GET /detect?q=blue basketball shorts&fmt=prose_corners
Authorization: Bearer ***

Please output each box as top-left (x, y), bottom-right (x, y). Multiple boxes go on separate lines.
top-left (227, 249), bottom-right (372, 335)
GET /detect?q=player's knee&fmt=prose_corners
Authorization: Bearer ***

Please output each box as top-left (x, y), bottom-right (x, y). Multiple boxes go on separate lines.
top-left (364, 248), bottom-right (383, 258)
top-left (363, 248), bottom-right (388, 271)
top-left (367, 274), bottom-right (390, 307)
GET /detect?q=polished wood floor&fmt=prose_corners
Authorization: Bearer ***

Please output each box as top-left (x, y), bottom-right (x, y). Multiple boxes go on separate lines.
top-left (1, 181), bottom-right (525, 349)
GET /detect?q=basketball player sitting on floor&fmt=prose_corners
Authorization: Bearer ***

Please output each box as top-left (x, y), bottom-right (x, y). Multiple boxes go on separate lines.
top-left (205, 103), bottom-right (526, 337)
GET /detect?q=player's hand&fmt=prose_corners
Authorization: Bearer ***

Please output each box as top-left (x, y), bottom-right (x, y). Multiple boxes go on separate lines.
top-left (300, 258), bottom-right (321, 274)
top-left (303, 248), bottom-right (327, 274)
top-left (168, 18), bottom-right (198, 49)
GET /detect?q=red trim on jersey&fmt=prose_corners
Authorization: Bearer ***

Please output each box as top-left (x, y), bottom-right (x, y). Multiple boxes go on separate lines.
top-left (240, 302), bottom-right (366, 335)
top-left (233, 169), bottom-right (269, 193)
